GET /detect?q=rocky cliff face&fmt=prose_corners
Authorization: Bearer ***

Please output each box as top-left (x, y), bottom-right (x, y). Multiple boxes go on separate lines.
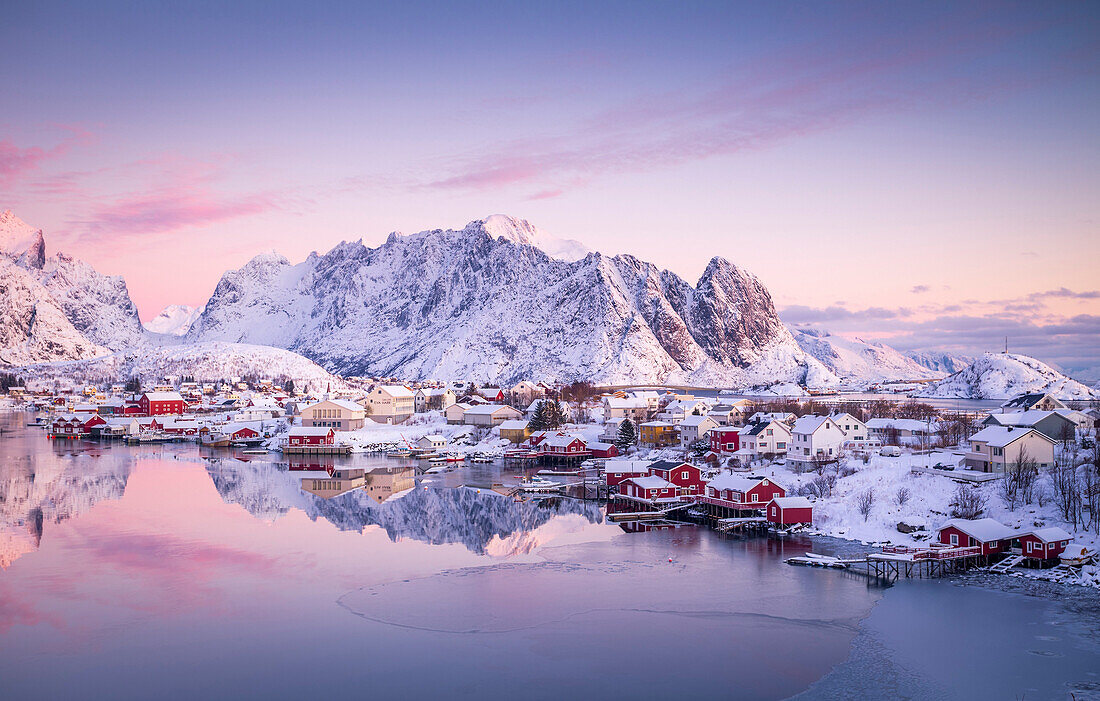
top-left (190, 216), bottom-right (834, 386)
top-left (0, 210), bottom-right (143, 362)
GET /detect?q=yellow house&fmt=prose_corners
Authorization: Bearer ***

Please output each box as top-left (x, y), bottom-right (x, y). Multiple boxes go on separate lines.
top-left (366, 385), bottom-right (415, 424)
top-left (301, 398), bottom-right (366, 430)
top-left (639, 421), bottom-right (678, 448)
top-left (498, 419), bottom-right (532, 444)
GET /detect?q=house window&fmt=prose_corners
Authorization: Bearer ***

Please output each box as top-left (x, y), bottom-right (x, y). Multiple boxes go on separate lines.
top-left (751, 494), bottom-right (758, 502)
top-left (1027, 542), bottom-right (1033, 553)
top-left (949, 534), bottom-right (958, 545)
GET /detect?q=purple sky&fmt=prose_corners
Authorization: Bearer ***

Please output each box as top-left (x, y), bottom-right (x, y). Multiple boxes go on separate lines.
top-left (2, 2), bottom-right (1098, 377)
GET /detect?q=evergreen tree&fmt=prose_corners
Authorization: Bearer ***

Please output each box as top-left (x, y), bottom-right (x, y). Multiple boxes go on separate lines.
top-left (124, 376), bottom-right (142, 393)
top-left (529, 400), bottom-right (549, 432)
top-left (545, 400), bottom-right (566, 429)
top-left (284, 379), bottom-right (295, 395)
top-left (616, 419), bottom-right (636, 451)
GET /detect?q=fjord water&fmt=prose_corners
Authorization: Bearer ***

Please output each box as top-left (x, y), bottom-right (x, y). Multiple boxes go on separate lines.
top-left (0, 414), bottom-right (1096, 700)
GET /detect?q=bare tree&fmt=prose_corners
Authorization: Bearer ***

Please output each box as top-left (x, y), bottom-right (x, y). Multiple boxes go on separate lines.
top-left (1000, 446), bottom-right (1039, 511)
top-left (895, 486), bottom-right (911, 506)
top-left (803, 473), bottom-right (837, 499)
top-left (857, 488), bottom-right (875, 521)
top-left (949, 485), bottom-right (986, 520)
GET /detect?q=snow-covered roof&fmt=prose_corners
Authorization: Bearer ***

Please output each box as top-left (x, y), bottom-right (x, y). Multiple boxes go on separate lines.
top-left (542, 433), bottom-right (585, 447)
top-left (142, 391), bottom-right (184, 401)
top-left (464, 404), bottom-right (520, 416)
top-left (1028, 526), bottom-right (1071, 542)
top-left (707, 473), bottom-right (770, 493)
top-left (679, 415), bottom-right (715, 427)
top-left (937, 518), bottom-right (1016, 542)
top-left (604, 397), bottom-right (647, 409)
top-left (289, 427), bottom-right (335, 436)
top-left (376, 384), bottom-right (414, 398)
top-left (792, 415), bottom-right (831, 434)
top-left (603, 460), bottom-right (651, 474)
top-left (498, 419), bottom-right (529, 430)
top-left (304, 398), bottom-right (363, 412)
top-left (969, 425), bottom-right (1053, 448)
top-left (624, 475), bottom-right (674, 489)
top-left (867, 418), bottom-right (931, 431)
top-left (985, 410), bottom-right (1071, 428)
top-left (770, 496), bottom-right (811, 509)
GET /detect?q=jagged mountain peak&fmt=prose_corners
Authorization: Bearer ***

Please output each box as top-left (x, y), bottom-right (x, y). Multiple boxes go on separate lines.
top-left (190, 215), bottom-right (830, 386)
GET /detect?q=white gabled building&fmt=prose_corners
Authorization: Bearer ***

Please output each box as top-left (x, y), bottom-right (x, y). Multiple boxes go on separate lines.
top-left (365, 385), bottom-right (415, 424)
top-left (789, 415), bottom-right (848, 465)
top-left (738, 419), bottom-right (792, 457)
top-left (678, 414), bottom-right (719, 447)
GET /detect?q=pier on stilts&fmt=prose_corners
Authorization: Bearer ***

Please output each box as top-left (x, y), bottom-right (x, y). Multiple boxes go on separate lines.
top-left (863, 545), bottom-right (985, 581)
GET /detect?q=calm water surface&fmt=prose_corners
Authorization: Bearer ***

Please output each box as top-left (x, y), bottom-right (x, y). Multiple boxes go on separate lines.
top-left (0, 413), bottom-right (1096, 700)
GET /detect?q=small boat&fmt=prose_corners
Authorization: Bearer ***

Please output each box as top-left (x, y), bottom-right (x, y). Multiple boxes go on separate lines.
top-left (538, 469), bottom-right (581, 476)
top-left (445, 453), bottom-right (464, 462)
top-left (387, 450), bottom-right (412, 458)
top-left (785, 553), bottom-right (849, 569)
top-left (1060, 543), bottom-right (1096, 566)
top-left (427, 455), bottom-right (448, 464)
top-left (469, 454), bottom-right (494, 463)
top-left (241, 449), bottom-right (268, 455)
top-left (518, 476), bottom-right (562, 492)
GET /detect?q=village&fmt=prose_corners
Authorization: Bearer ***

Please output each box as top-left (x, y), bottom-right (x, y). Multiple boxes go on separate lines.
top-left (3, 373), bottom-right (1100, 588)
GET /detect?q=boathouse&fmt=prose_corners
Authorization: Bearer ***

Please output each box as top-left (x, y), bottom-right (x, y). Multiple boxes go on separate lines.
top-left (603, 460), bottom-right (652, 488)
top-left (647, 461), bottom-right (705, 499)
top-left (701, 473), bottom-right (785, 509)
top-left (288, 427), bottom-right (336, 446)
top-left (138, 391), bottom-right (186, 416)
top-left (936, 518), bottom-right (1015, 556)
top-left (619, 475), bottom-right (679, 504)
top-left (1019, 527), bottom-right (1071, 561)
top-left (766, 496), bottom-right (813, 525)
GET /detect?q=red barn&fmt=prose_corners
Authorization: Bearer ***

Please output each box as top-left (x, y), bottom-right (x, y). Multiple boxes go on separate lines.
top-left (288, 427), bottom-right (336, 446)
top-left (537, 434), bottom-right (589, 457)
top-left (767, 496), bottom-right (813, 525)
top-left (620, 475), bottom-right (678, 503)
top-left (709, 427), bottom-right (741, 454)
top-left (139, 391), bottom-right (185, 416)
top-left (647, 461), bottom-right (705, 499)
top-left (936, 518), bottom-right (1015, 556)
top-left (1019, 527), bottom-right (1071, 560)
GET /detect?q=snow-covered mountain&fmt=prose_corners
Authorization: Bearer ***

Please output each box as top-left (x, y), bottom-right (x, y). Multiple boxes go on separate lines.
top-left (0, 209), bottom-right (143, 360)
top-left (915, 352), bottom-right (1099, 400)
top-left (189, 215), bottom-right (838, 387)
top-left (789, 328), bottom-right (944, 383)
top-left (145, 304), bottom-right (204, 336)
top-left (904, 350), bottom-right (973, 375)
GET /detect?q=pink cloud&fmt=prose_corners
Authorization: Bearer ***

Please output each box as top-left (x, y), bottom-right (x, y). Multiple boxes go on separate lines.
top-left (422, 11), bottom-right (1073, 196)
top-left (0, 126), bottom-right (94, 187)
top-left (79, 189), bottom-right (276, 236)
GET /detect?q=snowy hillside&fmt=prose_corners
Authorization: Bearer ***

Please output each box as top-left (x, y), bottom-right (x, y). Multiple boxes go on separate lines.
top-left (904, 350), bottom-right (973, 374)
top-left (145, 304), bottom-right (204, 335)
top-left (789, 328), bottom-right (943, 383)
top-left (190, 215), bottom-right (838, 387)
top-left (11, 340), bottom-right (347, 391)
top-left (915, 352), bottom-right (1099, 400)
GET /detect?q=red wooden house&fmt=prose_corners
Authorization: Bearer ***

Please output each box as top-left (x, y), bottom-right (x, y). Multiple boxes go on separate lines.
top-left (647, 461), bottom-right (705, 499)
top-left (287, 427), bottom-right (336, 446)
top-left (49, 414), bottom-right (85, 437)
top-left (766, 496), bottom-right (813, 525)
top-left (1019, 527), bottom-right (1071, 560)
top-left (224, 425), bottom-right (260, 441)
top-left (588, 441), bottom-right (620, 459)
top-left (701, 473), bottom-right (785, 509)
top-left (139, 391), bottom-right (186, 416)
top-left (936, 518), bottom-right (1015, 556)
top-left (537, 434), bottom-right (589, 458)
top-left (709, 427), bottom-right (741, 454)
top-left (603, 461), bottom-right (651, 488)
top-left (81, 414), bottom-right (107, 433)
top-left (619, 475), bottom-right (678, 503)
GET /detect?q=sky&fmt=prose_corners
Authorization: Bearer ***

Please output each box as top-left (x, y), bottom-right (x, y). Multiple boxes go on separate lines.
top-left (2, 1), bottom-right (1098, 378)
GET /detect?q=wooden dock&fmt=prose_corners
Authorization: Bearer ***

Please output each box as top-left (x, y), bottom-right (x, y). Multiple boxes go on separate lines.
top-left (281, 445), bottom-right (351, 455)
